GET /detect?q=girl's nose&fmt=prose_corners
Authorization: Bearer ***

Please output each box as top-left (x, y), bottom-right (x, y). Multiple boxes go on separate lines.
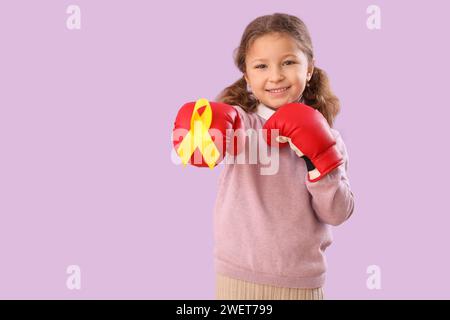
top-left (268, 66), bottom-right (285, 82)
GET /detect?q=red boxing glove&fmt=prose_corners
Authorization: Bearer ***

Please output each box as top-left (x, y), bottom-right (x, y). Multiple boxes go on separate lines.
top-left (172, 99), bottom-right (243, 168)
top-left (263, 102), bottom-right (343, 182)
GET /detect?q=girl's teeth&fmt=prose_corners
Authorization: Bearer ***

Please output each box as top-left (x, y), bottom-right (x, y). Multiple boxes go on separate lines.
top-left (269, 87), bottom-right (288, 93)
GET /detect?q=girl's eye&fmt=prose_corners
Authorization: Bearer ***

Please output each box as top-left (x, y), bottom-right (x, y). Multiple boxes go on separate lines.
top-left (255, 61), bottom-right (297, 69)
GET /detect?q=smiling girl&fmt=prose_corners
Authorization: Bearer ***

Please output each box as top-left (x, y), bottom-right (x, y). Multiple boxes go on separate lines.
top-left (211, 13), bottom-right (356, 300)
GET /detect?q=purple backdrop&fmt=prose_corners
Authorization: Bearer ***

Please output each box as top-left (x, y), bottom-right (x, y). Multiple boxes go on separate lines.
top-left (0, 0), bottom-right (449, 299)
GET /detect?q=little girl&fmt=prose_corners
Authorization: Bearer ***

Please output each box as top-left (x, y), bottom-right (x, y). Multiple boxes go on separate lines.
top-left (212, 13), bottom-right (355, 300)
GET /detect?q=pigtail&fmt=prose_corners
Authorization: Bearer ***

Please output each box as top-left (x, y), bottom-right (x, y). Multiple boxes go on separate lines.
top-left (303, 66), bottom-right (340, 127)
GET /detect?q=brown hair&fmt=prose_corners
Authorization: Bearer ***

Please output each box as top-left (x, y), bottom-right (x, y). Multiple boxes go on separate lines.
top-left (215, 13), bottom-right (340, 127)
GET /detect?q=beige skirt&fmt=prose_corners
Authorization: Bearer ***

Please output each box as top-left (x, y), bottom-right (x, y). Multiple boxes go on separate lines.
top-left (215, 273), bottom-right (324, 300)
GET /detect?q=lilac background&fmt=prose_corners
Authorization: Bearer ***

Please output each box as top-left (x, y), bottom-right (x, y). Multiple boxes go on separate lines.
top-left (0, 0), bottom-right (449, 299)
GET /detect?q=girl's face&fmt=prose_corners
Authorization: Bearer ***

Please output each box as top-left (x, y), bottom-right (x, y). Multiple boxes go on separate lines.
top-left (244, 33), bottom-right (314, 110)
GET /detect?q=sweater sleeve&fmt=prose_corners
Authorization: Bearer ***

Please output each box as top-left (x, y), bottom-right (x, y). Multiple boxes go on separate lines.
top-left (305, 129), bottom-right (355, 226)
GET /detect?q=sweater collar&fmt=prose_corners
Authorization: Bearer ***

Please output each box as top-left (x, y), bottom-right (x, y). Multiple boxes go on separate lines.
top-left (256, 103), bottom-right (276, 120)
top-left (256, 97), bottom-right (305, 120)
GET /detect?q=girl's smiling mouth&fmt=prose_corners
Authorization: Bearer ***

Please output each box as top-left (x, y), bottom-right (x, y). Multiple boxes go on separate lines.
top-left (266, 86), bottom-right (291, 95)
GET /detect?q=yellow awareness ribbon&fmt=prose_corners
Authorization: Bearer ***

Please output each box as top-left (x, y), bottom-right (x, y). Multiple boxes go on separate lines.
top-left (176, 98), bottom-right (221, 169)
